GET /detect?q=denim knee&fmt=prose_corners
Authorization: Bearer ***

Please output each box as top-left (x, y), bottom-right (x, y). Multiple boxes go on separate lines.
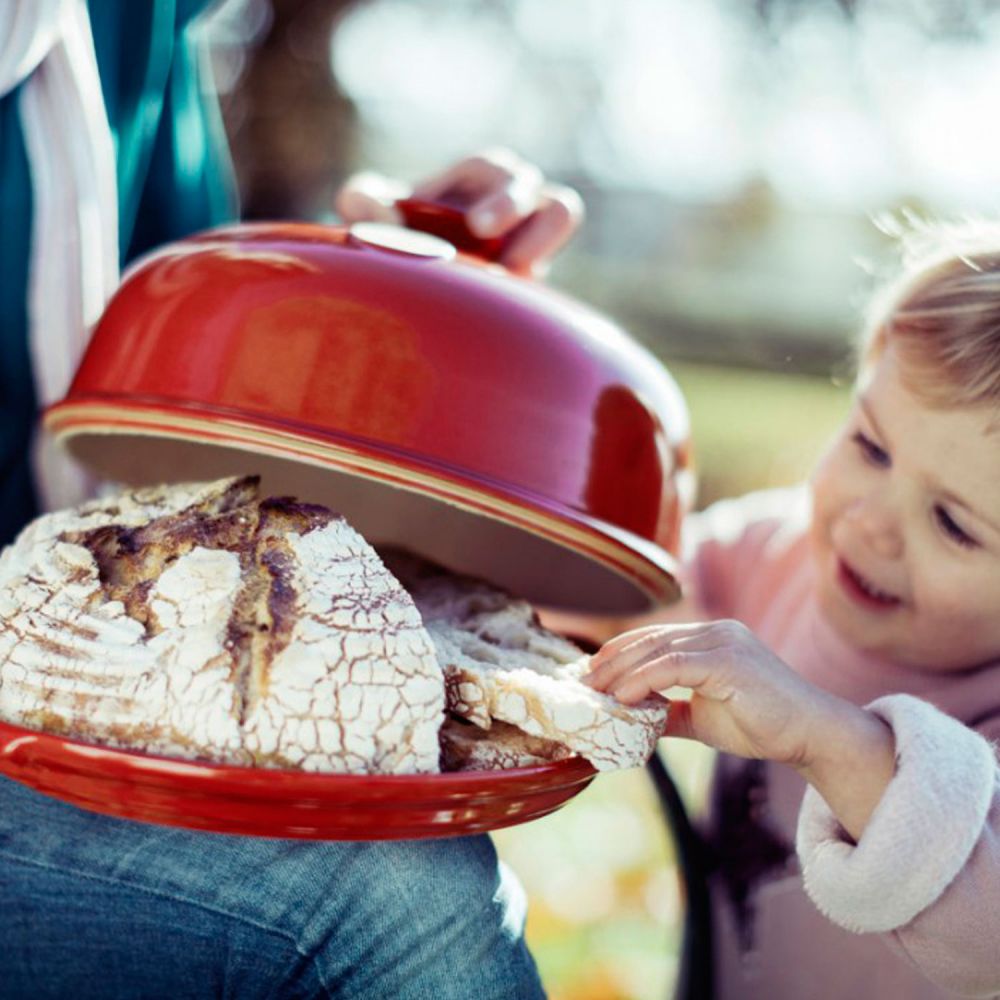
top-left (273, 836), bottom-right (545, 999)
top-left (0, 779), bottom-right (545, 1000)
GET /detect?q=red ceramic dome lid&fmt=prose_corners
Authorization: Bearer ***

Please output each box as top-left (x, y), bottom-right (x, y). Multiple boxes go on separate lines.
top-left (45, 220), bottom-right (692, 614)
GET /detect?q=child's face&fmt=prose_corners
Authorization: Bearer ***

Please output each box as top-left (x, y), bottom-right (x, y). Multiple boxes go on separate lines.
top-left (809, 342), bottom-right (1000, 671)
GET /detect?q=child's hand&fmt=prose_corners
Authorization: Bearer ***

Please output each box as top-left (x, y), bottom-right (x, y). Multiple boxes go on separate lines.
top-left (585, 619), bottom-right (827, 768)
top-left (586, 619), bottom-right (897, 840)
top-left (334, 148), bottom-right (583, 275)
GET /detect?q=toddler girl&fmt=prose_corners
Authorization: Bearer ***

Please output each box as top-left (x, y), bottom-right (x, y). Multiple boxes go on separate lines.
top-left (586, 220), bottom-right (1000, 999)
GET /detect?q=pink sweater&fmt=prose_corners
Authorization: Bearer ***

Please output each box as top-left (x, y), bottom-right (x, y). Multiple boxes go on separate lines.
top-left (685, 488), bottom-right (1000, 999)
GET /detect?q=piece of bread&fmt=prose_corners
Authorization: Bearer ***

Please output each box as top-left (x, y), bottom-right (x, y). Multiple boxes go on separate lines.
top-left (0, 477), bottom-right (445, 773)
top-left (381, 551), bottom-right (669, 771)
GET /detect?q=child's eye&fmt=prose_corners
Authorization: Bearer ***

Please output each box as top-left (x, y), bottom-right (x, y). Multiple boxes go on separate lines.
top-left (851, 431), bottom-right (889, 467)
top-left (935, 505), bottom-right (979, 549)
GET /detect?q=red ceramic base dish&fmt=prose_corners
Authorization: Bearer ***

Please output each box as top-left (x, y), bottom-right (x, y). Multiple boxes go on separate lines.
top-left (0, 719), bottom-right (596, 840)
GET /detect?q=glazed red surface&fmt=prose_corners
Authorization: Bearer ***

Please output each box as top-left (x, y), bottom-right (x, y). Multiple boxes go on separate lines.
top-left (0, 719), bottom-right (596, 839)
top-left (60, 222), bottom-right (690, 561)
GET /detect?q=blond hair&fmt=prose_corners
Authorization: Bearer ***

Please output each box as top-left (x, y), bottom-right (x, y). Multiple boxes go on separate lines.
top-left (861, 217), bottom-right (1000, 407)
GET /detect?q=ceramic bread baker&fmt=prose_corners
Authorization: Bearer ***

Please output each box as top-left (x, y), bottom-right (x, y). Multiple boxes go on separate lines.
top-left (0, 204), bottom-right (694, 837)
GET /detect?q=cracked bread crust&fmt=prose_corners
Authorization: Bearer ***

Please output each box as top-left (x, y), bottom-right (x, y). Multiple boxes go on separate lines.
top-left (0, 477), bottom-right (445, 774)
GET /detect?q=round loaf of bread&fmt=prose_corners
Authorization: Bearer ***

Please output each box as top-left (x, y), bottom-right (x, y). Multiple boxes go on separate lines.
top-left (0, 476), bottom-right (445, 774)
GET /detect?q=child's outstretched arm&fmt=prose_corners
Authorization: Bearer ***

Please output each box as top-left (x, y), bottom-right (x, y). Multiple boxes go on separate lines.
top-left (587, 621), bottom-right (1000, 996)
top-left (585, 618), bottom-right (896, 840)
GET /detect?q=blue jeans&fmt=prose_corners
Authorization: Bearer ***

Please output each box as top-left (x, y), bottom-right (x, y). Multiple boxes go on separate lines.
top-left (0, 777), bottom-right (545, 999)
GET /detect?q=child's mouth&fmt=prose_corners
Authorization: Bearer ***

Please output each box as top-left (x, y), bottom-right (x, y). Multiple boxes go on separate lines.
top-left (836, 558), bottom-right (902, 611)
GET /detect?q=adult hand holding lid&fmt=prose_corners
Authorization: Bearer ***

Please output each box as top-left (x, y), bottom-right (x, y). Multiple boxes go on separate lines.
top-left (335, 147), bottom-right (585, 275)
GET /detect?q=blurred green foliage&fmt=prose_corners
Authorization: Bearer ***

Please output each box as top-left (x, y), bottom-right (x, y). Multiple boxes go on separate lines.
top-left (671, 360), bottom-right (852, 509)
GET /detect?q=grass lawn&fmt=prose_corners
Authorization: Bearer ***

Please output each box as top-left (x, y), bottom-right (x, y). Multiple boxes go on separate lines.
top-left (670, 359), bottom-right (852, 508)
top-left (495, 360), bottom-right (851, 1000)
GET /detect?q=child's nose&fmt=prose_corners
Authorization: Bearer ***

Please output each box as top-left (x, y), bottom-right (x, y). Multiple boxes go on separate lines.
top-left (848, 494), bottom-right (903, 559)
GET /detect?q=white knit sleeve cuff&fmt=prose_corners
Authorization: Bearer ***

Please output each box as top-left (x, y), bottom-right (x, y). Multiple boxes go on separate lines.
top-left (796, 693), bottom-right (996, 934)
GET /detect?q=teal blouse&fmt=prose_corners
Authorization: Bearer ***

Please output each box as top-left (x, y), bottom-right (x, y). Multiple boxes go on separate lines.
top-left (0, 0), bottom-right (237, 545)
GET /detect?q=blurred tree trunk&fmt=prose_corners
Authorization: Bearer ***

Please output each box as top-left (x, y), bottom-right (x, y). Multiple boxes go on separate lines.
top-left (225, 0), bottom-right (362, 220)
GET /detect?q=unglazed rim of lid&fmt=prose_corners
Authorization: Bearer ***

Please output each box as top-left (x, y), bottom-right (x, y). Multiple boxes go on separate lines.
top-left (45, 399), bottom-right (682, 613)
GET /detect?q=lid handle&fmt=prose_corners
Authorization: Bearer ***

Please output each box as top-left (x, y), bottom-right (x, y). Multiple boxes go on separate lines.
top-left (396, 195), bottom-right (527, 272)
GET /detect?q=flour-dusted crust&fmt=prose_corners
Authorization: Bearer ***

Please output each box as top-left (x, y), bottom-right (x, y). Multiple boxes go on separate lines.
top-left (383, 551), bottom-right (668, 771)
top-left (0, 477), bottom-right (444, 774)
